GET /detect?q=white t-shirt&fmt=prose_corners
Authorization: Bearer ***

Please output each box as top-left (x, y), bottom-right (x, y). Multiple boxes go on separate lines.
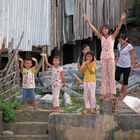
top-left (117, 43), bottom-right (133, 68)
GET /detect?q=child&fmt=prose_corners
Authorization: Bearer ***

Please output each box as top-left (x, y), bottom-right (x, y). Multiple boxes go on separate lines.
top-left (68, 44), bottom-right (90, 84)
top-left (41, 53), bottom-right (65, 112)
top-left (83, 13), bottom-right (126, 100)
top-left (115, 34), bottom-right (135, 100)
top-left (80, 51), bottom-right (96, 114)
top-left (18, 57), bottom-right (38, 110)
top-left (0, 38), bottom-right (6, 55)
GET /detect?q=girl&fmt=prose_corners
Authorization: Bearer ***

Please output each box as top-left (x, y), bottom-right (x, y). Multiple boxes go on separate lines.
top-left (41, 53), bottom-right (65, 112)
top-left (115, 34), bottom-right (135, 100)
top-left (80, 51), bottom-right (96, 114)
top-left (68, 44), bottom-right (90, 84)
top-left (83, 13), bottom-right (126, 100)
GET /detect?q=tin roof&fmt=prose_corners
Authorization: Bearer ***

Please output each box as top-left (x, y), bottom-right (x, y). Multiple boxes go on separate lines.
top-left (0, 0), bottom-right (51, 51)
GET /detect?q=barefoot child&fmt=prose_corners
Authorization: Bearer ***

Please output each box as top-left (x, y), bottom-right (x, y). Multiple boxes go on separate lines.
top-left (80, 51), bottom-right (96, 114)
top-left (18, 57), bottom-right (39, 110)
top-left (83, 13), bottom-right (126, 100)
top-left (41, 53), bottom-right (65, 112)
top-left (115, 34), bottom-right (135, 100)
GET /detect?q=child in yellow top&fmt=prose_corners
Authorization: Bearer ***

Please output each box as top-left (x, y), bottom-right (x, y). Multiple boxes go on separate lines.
top-left (18, 57), bottom-right (39, 110)
top-left (80, 51), bottom-right (96, 114)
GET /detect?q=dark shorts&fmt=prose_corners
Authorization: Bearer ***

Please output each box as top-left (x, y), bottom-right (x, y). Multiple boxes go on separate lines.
top-left (115, 66), bottom-right (131, 85)
top-left (22, 88), bottom-right (35, 102)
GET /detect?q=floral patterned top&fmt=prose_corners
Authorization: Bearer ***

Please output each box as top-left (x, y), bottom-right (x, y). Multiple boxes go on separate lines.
top-left (21, 67), bottom-right (37, 89)
top-left (51, 66), bottom-right (63, 87)
top-left (100, 35), bottom-right (115, 59)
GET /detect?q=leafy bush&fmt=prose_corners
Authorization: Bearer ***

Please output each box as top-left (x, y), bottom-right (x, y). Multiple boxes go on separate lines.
top-left (0, 99), bottom-right (22, 122)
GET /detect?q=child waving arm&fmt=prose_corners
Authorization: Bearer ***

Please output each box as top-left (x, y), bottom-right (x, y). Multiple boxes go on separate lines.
top-left (32, 57), bottom-right (39, 69)
top-left (83, 14), bottom-right (102, 38)
top-left (18, 58), bottom-right (24, 71)
top-left (40, 53), bottom-right (53, 68)
top-left (112, 13), bottom-right (126, 39)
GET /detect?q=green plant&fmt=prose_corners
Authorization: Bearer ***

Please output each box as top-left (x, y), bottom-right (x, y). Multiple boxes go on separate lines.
top-left (0, 99), bottom-right (22, 122)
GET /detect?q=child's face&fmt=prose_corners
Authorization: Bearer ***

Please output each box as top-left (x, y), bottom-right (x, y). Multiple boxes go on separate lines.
top-left (102, 27), bottom-right (109, 36)
top-left (82, 47), bottom-right (90, 55)
top-left (86, 54), bottom-right (93, 62)
top-left (24, 60), bottom-right (32, 69)
top-left (119, 38), bottom-right (127, 46)
top-left (53, 58), bottom-right (60, 67)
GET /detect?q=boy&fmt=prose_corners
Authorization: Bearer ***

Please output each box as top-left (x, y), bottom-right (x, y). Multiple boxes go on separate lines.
top-left (18, 57), bottom-right (38, 110)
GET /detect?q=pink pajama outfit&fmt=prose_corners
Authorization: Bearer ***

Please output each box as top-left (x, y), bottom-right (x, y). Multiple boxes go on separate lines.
top-left (51, 66), bottom-right (63, 107)
top-left (100, 36), bottom-right (116, 95)
top-left (83, 82), bottom-right (96, 109)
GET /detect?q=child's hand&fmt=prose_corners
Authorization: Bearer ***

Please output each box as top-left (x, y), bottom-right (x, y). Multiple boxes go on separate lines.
top-left (84, 60), bottom-right (90, 66)
top-left (18, 58), bottom-right (23, 62)
top-left (120, 12), bottom-right (126, 21)
top-left (40, 53), bottom-right (47, 57)
top-left (83, 14), bottom-right (89, 22)
top-left (31, 57), bottom-right (37, 62)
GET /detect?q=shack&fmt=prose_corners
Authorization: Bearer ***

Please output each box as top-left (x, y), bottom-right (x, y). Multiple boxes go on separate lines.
top-left (0, 0), bottom-right (139, 65)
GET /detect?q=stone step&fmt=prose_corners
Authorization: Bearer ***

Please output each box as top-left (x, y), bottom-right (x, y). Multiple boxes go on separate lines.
top-left (115, 109), bottom-right (136, 114)
top-left (1, 134), bottom-right (49, 140)
top-left (15, 110), bottom-right (51, 122)
top-left (3, 122), bottom-right (49, 135)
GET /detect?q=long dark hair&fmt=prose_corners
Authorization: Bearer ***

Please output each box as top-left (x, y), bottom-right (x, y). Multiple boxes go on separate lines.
top-left (79, 44), bottom-right (90, 65)
top-left (85, 51), bottom-right (95, 62)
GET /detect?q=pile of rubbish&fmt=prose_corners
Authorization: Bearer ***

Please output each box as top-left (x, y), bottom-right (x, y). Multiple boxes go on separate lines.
top-left (35, 61), bottom-right (140, 113)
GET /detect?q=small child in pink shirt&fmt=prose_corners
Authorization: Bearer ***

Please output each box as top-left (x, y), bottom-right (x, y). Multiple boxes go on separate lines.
top-left (41, 53), bottom-right (65, 112)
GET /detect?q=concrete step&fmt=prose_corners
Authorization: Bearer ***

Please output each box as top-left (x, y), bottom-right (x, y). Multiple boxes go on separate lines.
top-left (3, 122), bottom-right (49, 135)
top-left (1, 134), bottom-right (49, 140)
top-left (115, 100), bottom-right (136, 114)
top-left (15, 110), bottom-right (51, 122)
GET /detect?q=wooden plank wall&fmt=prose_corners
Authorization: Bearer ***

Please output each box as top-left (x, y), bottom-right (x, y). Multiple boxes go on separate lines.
top-left (50, 0), bottom-right (125, 49)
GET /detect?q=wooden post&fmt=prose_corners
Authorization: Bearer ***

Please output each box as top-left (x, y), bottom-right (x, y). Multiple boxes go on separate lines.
top-left (41, 46), bottom-right (47, 75)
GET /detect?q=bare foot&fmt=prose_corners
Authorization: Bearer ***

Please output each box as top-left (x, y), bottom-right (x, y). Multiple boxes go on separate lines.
top-left (109, 94), bottom-right (116, 100)
top-left (100, 95), bottom-right (106, 100)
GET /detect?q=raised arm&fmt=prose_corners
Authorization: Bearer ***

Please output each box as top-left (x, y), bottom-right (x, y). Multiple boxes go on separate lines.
top-left (40, 53), bottom-right (53, 68)
top-left (18, 58), bottom-right (24, 71)
top-left (80, 61), bottom-right (87, 73)
top-left (32, 57), bottom-right (39, 69)
top-left (112, 13), bottom-right (126, 39)
top-left (0, 37), bottom-right (6, 54)
top-left (83, 14), bottom-right (102, 38)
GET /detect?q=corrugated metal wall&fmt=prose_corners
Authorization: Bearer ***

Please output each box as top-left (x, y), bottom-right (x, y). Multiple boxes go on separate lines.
top-left (0, 0), bottom-right (125, 53)
top-left (0, 0), bottom-right (51, 51)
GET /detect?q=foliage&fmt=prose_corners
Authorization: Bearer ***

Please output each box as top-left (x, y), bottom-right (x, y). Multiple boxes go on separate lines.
top-left (0, 99), bottom-right (22, 122)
